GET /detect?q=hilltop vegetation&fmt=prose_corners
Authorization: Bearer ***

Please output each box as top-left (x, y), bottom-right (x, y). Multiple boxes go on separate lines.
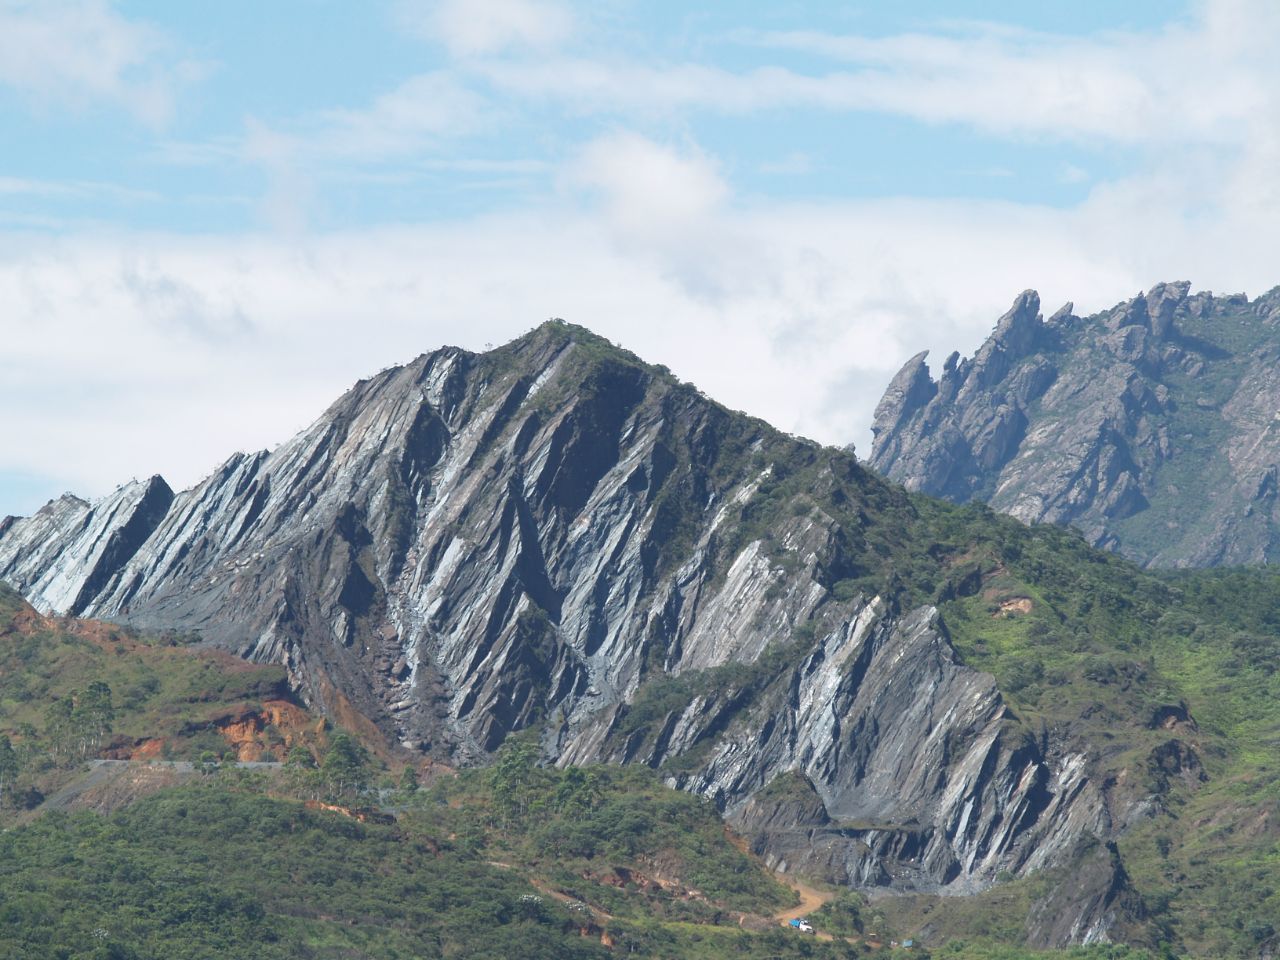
top-left (900, 502), bottom-right (1280, 958)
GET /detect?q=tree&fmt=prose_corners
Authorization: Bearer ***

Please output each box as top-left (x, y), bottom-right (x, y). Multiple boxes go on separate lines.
top-left (43, 696), bottom-right (75, 762)
top-left (490, 739), bottom-right (540, 826)
top-left (13, 723), bottom-right (40, 770)
top-left (75, 681), bottom-right (114, 758)
top-left (0, 735), bottom-right (18, 803)
top-left (399, 765), bottom-right (419, 795)
top-left (283, 744), bottom-right (320, 799)
top-left (286, 744), bottom-right (315, 768)
top-left (554, 766), bottom-right (601, 813)
top-left (43, 683), bottom-right (115, 763)
top-left (320, 734), bottom-right (369, 800)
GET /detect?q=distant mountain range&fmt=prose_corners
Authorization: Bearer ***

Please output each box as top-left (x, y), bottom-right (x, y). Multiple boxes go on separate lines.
top-left (869, 282), bottom-right (1280, 567)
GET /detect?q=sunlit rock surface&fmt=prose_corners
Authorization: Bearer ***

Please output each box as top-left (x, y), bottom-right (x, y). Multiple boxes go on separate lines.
top-left (0, 322), bottom-right (1148, 941)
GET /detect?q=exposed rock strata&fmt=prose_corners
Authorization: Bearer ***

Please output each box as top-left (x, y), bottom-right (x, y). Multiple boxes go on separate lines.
top-left (869, 282), bottom-right (1280, 566)
top-left (0, 476), bottom-right (172, 616)
top-left (0, 323), bottom-right (1155, 942)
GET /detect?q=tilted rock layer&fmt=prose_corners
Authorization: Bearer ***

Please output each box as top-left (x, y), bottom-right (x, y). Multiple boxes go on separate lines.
top-left (870, 283), bottom-right (1280, 566)
top-left (1, 323), bottom-right (1150, 942)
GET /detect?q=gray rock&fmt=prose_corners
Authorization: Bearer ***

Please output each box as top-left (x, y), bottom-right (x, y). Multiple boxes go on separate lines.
top-left (869, 282), bottom-right (1280, 567)
top-left (0, 476), bottom-right (172, 615)
top-left (0, 321), bottom-right (1154, 942)
top-left (1024, 841), bottom-right (1148, 948)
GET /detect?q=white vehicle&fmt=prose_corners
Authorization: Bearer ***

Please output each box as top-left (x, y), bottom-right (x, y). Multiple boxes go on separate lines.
top-left (788, 918), bottom-right (815, 933)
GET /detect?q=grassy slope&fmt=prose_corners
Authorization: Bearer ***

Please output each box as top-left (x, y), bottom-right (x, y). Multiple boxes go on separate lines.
top-left (0, 582), bottom-right (326, 809)
top-left (0, 583), bottom-right (286, 738)
top-left (911, 507), bottom-right (1280, 958)
top-left (0, 774), bottom-right (856, 960)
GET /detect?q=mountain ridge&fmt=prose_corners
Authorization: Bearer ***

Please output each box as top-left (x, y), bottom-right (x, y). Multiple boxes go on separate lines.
top-left (3, 317), bottom-right (1272, 952)
top-left (869, 281), bottom-right (1280, 566)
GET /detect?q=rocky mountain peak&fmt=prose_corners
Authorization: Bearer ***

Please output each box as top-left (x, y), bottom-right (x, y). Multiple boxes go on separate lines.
top-left (992, 288), bottom-right (1042, 354)
top-left (1146, 280), bottom-right (1191, 338)
top-left (869, 280), bottom-right (1280, 566)
top-left (871, 350), bottom-right (935, 444)
top-left (0, 322), bottom-right (1176, 940)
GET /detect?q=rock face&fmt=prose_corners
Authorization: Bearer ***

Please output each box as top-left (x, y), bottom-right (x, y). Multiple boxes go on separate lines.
top-left (577, 601), bottom-right (1118, 898)
top-left (0, 477), bottom-right (173, 616)
top-left (0, 322), bottom-right (1148, 942)
top-left (1024, 841), bottom-right (1148, 948)
top-left (869, 283), bottom-right (1280, 566)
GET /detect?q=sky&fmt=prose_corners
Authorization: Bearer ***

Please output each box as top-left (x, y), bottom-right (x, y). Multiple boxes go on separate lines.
top-left (3, 0), bottom-right (1280, 516)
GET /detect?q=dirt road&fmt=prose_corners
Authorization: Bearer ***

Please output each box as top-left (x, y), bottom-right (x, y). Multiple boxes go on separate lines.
top-left (773, 876), bottom-right (838, 940)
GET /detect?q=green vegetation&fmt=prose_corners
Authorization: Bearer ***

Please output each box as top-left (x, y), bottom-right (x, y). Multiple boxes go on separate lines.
top-left (0, 770), bottom-right (867, 960)
top-left (898, 506), bottom-right (1280, 958)
top-left (0, 583), bottom-right (318, 812)
top-left (0, 756), bottom-right (1160, 960)
top-left (810, 890), bottom-right (876, 937)
top-left (421, 738), bottom-right (794, 919)
top-left (929, 946), bottom-right (1157, 960)
top-left (0, 785), bottom-right (610, 960)
top-left (0, 584), bottom-right (288, 749)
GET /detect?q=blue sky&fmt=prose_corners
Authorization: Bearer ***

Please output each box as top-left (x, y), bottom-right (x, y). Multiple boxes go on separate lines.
top-left (5, 1), bottom-right (1179, 231)
top-left (2, 0), bottom-right (1278, 515)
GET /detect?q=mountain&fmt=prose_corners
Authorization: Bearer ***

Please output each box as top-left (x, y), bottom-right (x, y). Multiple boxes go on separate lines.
top-left (2, 320), bottom-right (1278, 955)
top-left (868, 282), bottom-right (1280, 567)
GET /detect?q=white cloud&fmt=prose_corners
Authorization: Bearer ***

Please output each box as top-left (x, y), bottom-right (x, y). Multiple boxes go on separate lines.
top-left (566, 133), bottom-right (727, 237)
top-left (396, 0), bottom-right (574, 57)
top-left (314, 72), bottom-right (491, 156)
top-left (0, 0), bottom-right (200, 124)
top-left (473, 0), bottom-right (1278, 151)
top-left (8, 143), bottom-right (1280, 515)
top-left (561, 133), bottom-right (748, 300)
top-left (233, 71), bottom-right (489, 170)
top-left (160, 73), bottom-right (494, 229)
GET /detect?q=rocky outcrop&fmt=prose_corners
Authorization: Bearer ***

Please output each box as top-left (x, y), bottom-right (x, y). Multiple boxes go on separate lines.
top-left (869, 282), bottom-right (1280, 566)
top-left (0, 322), bottom-right (1155, 940)
top-left (1025, 841), bottom-right (1148, 948)
top-left (0, 476), bottom-right (173, 615)
top-left (587, 600), bottom-right (1118, 895)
